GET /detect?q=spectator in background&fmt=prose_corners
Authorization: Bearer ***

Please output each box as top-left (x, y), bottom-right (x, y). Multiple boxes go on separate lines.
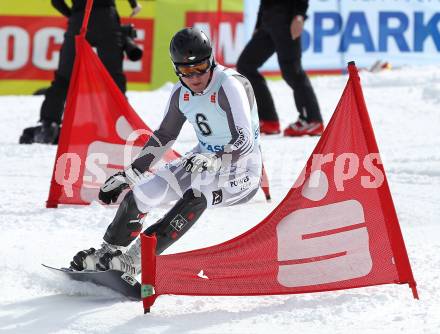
top-left (236, 0), bottom-right (324, 136)
top-left (19, 0), bottom-right (142, 145)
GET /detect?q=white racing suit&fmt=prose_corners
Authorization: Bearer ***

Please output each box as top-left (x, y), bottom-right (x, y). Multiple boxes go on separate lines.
top-left (131, 65), bottom-right (262, 211)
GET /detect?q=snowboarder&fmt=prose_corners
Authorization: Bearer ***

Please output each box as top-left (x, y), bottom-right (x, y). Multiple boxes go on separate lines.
top-left (70, 27), bottom-right (262, 275)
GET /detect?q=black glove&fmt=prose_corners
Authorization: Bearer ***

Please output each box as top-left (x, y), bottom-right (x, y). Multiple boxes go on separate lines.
top-left (98, 166), bottom-right (141, 204)
top-left (182, 153), bottom-right (221, 174)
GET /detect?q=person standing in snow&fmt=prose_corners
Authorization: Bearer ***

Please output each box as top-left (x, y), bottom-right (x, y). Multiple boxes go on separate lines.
top-left (236, 0), bottom-right (324, 136)
top-left (19, 0), bottom-right (142, 144)
top-left (69, 27), bottom-right (262, 275)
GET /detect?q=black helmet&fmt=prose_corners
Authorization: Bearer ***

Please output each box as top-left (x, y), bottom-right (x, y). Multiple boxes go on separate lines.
top-left (169, 27), bottom-right (213, 66)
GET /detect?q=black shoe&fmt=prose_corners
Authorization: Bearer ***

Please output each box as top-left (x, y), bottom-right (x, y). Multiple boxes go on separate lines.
top-left (33, 121), bottom-right (60, 144)
top-left (19, 125), bottom-right (42, 144)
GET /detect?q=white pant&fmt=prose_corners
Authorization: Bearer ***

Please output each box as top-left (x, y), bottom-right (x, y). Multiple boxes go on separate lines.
top-left (132, 151), bottom-right (262, 212)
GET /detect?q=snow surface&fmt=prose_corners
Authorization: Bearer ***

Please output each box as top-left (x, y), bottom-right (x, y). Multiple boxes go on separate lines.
top-left (0, 66), bottom-right (439, 334)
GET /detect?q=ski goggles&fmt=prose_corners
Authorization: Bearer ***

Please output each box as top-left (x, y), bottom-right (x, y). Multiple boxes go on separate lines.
top-left (174, 58), bottom-right (211, 78)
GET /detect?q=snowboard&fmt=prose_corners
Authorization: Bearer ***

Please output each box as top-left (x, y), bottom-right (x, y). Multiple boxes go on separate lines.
top-left (42, 264), bottom-right (141, 300)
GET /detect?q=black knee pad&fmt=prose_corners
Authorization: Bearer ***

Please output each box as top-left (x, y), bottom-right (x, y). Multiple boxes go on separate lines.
top-left (143, 189), bottom-right (207, 254)
top-left (103, 191), bottom-right (145, 247)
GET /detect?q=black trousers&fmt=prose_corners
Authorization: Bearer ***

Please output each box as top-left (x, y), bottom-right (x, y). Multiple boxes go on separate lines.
top-left (40, 7), bottom-right (126, 124)
top-left (236, 7), bottom-right (322, 123)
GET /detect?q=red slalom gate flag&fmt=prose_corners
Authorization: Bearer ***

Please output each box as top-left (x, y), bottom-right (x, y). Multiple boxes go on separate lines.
top-left (46, 7), bottom-right (179, 207)
top-left (141, 62), bottom-right (418, 312)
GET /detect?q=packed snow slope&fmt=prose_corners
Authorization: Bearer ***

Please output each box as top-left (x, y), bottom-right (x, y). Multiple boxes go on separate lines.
top-left (0, 66), bottom-right (439, 334)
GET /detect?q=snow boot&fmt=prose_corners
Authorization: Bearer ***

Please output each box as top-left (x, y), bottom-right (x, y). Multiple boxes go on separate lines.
top-left (33, 121), bottom-right (60, 144)
top-left (260, 120), bottom-right (280, 135)
top-left (97, 238), bottom-right (141, 276)
top-left (283, 119), bottom-right (324, 137)
top-left (19, 125), bottom-right (41, 144)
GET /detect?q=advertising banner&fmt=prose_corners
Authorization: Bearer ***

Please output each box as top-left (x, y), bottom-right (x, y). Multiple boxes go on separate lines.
top-left (0, 15), bottom-right (152, 81)
top-left (0, 0), bottom-right (242, 94)
top-left (244, 0), bottom-right (440, 72)
top-left (1, 0), bottom-right (439, 94)
top-left (0, 0), bottom-right (155, 94)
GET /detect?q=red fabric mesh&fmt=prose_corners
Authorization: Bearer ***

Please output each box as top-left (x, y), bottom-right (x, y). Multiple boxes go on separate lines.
top-left (149, 63), bottom-right (417, 299)
top-left (46, 35), bottom-right (179, 207)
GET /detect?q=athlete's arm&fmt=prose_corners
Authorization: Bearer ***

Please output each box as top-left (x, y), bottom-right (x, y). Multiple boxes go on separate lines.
top-left (132, 86), bottom-right (186, 173)
top-left (217, 75), bottom-right (256, 161)
top-left (51, 0), bottom-right (71, 17)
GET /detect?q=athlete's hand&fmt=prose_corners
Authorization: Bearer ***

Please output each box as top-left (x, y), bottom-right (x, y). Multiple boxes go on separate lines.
top-left (130, 4), bottom-right (142, 17)
top-left (290, 15), bottom-right (304, 40)
top-left (99, 166), bottom-right (141, 204)
top-left (182, 153), bottom-right (221, 174)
